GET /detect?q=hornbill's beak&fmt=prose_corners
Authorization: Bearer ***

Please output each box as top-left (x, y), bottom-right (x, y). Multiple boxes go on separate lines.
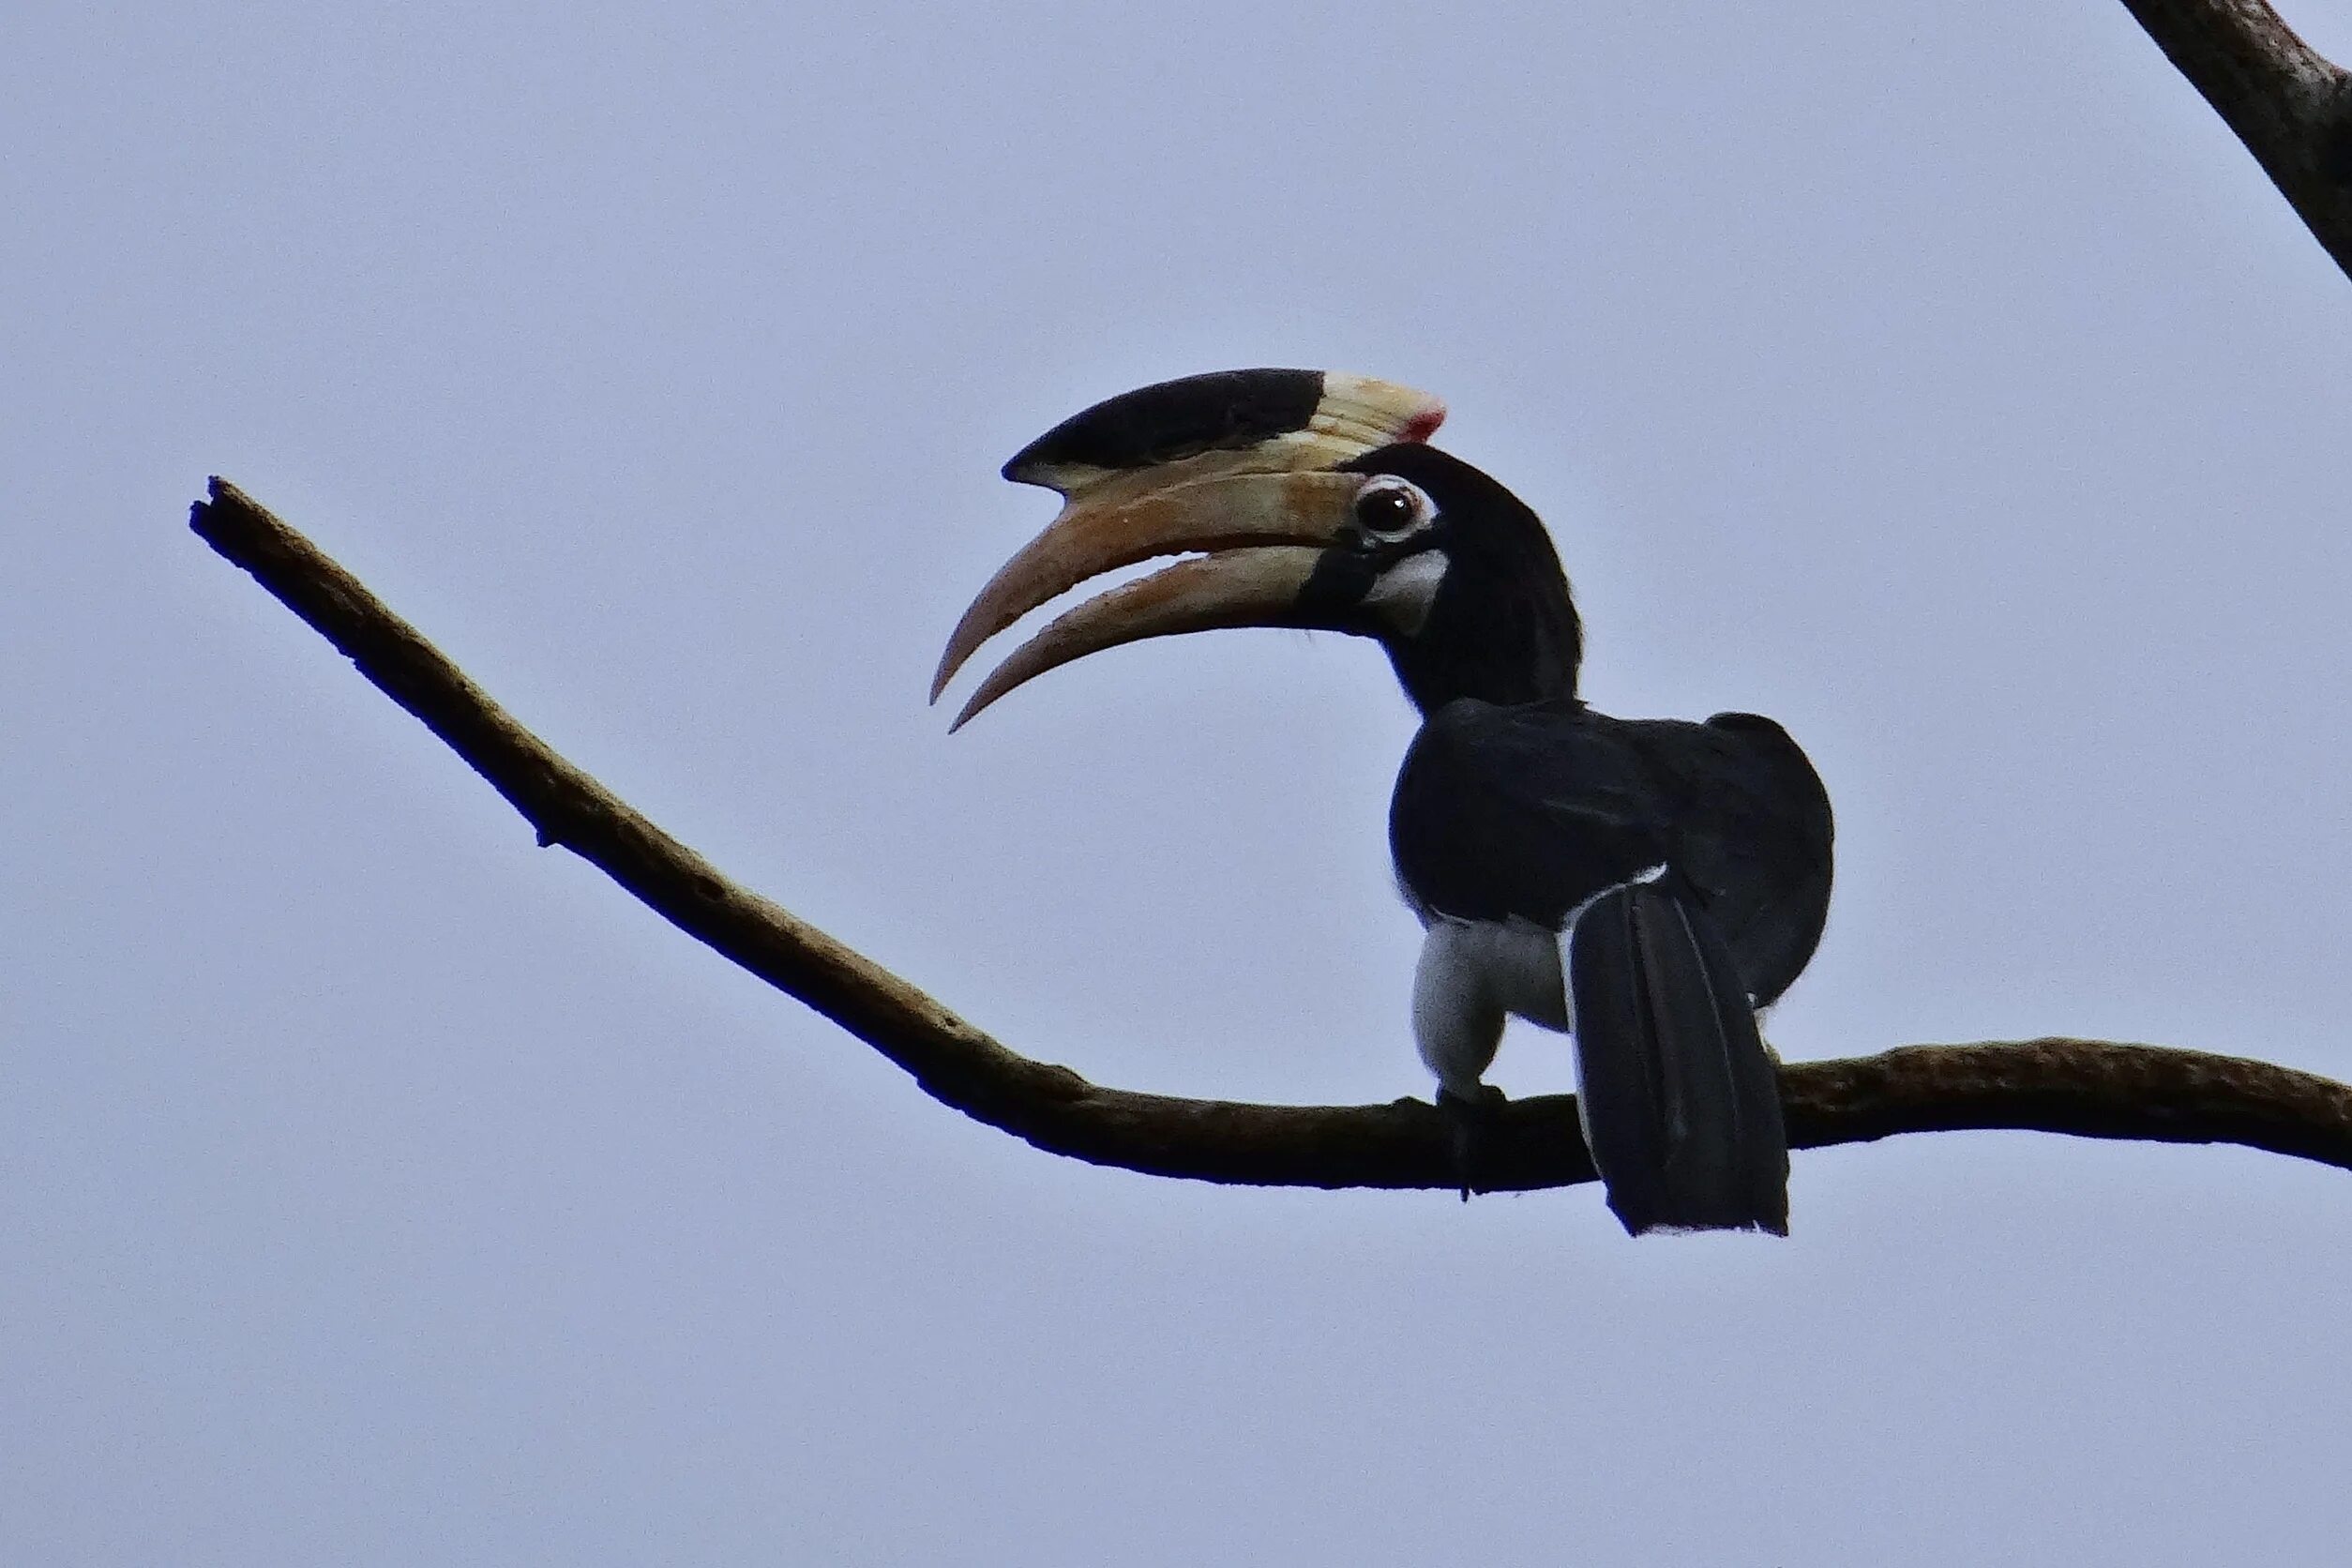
top-left (934, 370), bottom-right (1444, 729)
top-left (937, 471), bottom-right (1366, 729)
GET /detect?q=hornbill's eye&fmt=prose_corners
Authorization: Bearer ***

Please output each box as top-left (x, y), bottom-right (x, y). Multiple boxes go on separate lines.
top-left (1353, 475), bottom-right (1435, 539)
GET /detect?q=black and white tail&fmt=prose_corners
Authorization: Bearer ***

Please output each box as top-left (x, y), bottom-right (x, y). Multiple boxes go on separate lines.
top-left (1566, 879), bottom-right (1789, 1236)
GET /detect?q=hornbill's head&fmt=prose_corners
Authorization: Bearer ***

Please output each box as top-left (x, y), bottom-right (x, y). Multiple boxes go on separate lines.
top-left (933, 369), bottom-right (1584, 727)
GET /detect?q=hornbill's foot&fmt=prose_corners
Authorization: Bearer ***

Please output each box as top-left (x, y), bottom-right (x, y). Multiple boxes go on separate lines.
top-left (1437, 1084), bottom-right (1509, 1201)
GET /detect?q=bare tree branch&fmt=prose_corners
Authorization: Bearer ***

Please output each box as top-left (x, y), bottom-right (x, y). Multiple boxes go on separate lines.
top-left (188, 479), bottom-right (2352, 1193)
top-left (2121, 0), bottom-right (2352, 277)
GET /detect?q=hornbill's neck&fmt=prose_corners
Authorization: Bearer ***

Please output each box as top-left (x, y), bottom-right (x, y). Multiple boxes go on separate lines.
top-left (1383, 568), bottom-right (1584, 716)
top-left (1348, 445), bottom-right (1585, 716)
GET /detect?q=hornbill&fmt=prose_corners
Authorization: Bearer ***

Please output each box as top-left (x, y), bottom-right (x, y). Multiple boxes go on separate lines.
top-left (933, 369), bottom-right (1832, 1235)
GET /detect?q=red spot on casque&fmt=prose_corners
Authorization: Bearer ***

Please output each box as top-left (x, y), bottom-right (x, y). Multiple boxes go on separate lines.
top-left (1399, 403), bottom-right (1447, 445)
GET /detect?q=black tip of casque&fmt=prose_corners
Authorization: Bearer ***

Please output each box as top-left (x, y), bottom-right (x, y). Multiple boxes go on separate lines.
top-left (1001, 369), bottom-right (1326, 487)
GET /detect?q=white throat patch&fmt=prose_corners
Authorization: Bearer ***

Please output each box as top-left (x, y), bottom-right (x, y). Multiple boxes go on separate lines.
top-left (1363, 550), bottom-right (1449, 635)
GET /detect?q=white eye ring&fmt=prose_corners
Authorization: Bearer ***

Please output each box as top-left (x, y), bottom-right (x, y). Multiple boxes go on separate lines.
top-left (1352, 475), bottom-right (1436, 539)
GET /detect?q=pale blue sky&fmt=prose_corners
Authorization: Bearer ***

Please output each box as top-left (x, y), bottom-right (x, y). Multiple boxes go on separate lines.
top-left (9, 3), bottom-right (2352, 1562)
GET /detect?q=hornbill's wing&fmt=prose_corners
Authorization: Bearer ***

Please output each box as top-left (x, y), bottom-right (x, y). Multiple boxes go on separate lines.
top-left (1390, 699), bottom-right (1673, 928)
top-left (1394, 700), bottom-right (1832, 1007)
top-left (1607, 712), bottom-right (1834, 1009)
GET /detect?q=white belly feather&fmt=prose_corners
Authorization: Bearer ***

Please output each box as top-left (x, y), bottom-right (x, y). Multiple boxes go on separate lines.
top-left (1410, 917), bottom-right (1571, 1098)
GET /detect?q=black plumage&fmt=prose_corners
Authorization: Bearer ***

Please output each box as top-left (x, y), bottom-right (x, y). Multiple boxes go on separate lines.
top-left (1392, 699), bottom-right (1829, 1234)
top-left (1391, 700), bottom-right (1832, 1013)
top-left (1350, 443), bottom-right (1831, 1233)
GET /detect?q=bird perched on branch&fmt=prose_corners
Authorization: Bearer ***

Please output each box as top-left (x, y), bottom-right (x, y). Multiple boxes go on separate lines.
top-left (934, 369), bottom-right (1832, 1234)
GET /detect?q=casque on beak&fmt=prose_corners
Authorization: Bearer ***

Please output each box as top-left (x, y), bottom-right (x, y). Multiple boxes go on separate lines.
top-left (933, 370), bottom-right (1444, 729)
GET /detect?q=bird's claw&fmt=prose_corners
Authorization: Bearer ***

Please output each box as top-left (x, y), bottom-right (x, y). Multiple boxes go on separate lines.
top-left (1437, 1084), bottom-right (1509, 1201)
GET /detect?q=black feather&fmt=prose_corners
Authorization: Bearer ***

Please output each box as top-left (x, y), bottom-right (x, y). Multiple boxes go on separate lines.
top-left (1391, 700), bottom-right (1832, 1007)
top-left (1002, 369), bottom-right (1324, 484)
top-left (1567, 879), bottom-right (1789, 1235)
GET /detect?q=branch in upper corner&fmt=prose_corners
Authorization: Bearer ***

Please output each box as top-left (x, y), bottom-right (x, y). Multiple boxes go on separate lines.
top-left (2119, 0), bottom-right (2352, 279)
top-left (187, 479), bottom-right (2352, 1193)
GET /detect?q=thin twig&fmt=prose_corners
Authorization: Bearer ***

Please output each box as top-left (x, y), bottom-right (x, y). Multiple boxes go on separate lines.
top-left (189, 479), bottom-right (2352, 1193)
